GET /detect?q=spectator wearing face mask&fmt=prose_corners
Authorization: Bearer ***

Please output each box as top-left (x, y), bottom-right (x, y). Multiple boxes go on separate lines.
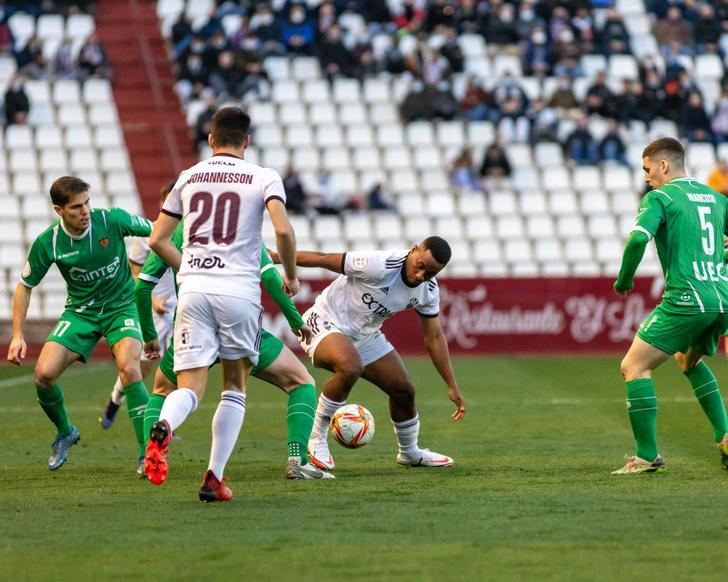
top-left (515, 1), bottom-right (544, 42)
top-left (281, 4), bottom-right (316, 55)
top-left (250, 4), bottom-right (285, 55)
top-left (485, 3), bottom-right (519, 46)
top-left (522, 26), bottom-right (551, 76)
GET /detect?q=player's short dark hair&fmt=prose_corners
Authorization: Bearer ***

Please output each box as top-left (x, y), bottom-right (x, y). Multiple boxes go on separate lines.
top-left (50, 176), bottom-right (90, 207)
top-left (642, 138), bottom-right (685, 167)
top-left (210, 107), bottom-right (251, 148)
top-left (422, 236), bottom-right (451, 265)
top-left (160, 180), bottom-right (175, 202)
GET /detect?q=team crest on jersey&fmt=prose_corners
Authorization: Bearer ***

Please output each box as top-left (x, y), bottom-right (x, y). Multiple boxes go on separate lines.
top-left (98, 236), bottom-right (109, 248)
top-left (181, 328), bottom-right (191, 345)
top-left (352, 256), bottom-right (368, 270)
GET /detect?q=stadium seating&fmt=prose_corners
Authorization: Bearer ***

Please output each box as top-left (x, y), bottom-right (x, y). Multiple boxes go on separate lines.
top-left (1, 10), bottom-right (139, 319)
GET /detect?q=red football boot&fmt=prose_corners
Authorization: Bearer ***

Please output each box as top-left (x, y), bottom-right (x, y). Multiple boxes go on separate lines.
top-left (144, 420), bottom-right (171, 485)
top-left (198, 469), bottom-right (233, 502)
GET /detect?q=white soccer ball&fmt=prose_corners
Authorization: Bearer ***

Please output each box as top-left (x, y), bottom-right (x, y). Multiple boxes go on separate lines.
top-left (330, 404), bottom-right (375, 449)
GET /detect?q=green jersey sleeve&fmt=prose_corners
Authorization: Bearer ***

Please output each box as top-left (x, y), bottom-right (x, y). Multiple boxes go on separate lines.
top-left (135, 222), bottom-right (184, 342)
top-left (20, 231), bottom-right (54, 288)
top-left (260, 243), bottom-right (304, 330)
top-left (108, 207), bottom-right (153, 238)
top-left (634, 192), bottom-right (667, 238)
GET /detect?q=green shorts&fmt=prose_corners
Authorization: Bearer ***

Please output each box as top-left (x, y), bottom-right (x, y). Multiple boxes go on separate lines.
top-left (48, 303), bottom-right (143, 363)
top-left (159, 328), bottom-right (284, 386)
top-left (637, 303), bottom-right (728, 356)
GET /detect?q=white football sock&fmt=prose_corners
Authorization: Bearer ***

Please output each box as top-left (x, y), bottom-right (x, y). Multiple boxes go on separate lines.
top-left (110, 377), bottom-right (126, 405)
top-left (392, 414), bottom-right (420, 456)
top-left (159, 387), bottom-right (198, 432)
top-left (310, 394), bottom-right (345, 444)
top-left (208, 391), bottom-right (246, 480)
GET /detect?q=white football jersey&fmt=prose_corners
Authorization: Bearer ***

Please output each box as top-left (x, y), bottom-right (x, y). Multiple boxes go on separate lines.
top-left (162, 153), bottom-right (286, 301)
top-left (313, 249), bottom-right (440, 338)
top-left (127, 237), bottom-right (176, 311)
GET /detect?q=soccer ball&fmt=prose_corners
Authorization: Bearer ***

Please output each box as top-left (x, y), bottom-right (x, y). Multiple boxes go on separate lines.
top-left (330, 404), bottom-right (375, 449)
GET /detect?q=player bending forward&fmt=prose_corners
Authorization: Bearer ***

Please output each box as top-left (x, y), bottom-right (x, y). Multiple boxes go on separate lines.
top-left (613, 137), bottom-right (728, 474)
top-left (274, 236), bottom-right (466, 470)
top-left (7, 176), bottom-right (152, 471)
top-left (137, 220), bottom-right (332, 485)
top-left (145, 107), bottom-right (302, 501)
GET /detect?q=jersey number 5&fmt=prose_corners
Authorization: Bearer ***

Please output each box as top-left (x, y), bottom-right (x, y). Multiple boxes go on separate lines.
top-left (698, 206), bottom-right (715, 256)
top-left (188, 191), bottom-right (241, 245)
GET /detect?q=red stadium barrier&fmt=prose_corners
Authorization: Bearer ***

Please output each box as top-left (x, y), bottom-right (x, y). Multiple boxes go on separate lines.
top-left (263, 277), bottom-right (664, 355)
top-left (3, 276), bottom-right (663, 361)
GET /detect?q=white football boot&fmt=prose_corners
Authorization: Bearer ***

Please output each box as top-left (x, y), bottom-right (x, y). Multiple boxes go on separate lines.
top-left (286, 457), bottom-right (335, 480)
top-left (397, 448), bottom-right (454, 468)
top-left (307, 438), bottom-right (336, 471)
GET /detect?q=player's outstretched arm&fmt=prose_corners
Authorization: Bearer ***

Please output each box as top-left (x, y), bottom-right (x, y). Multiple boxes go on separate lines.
top-left (7, 283), bottom-right (32, 365)
top-left (268, 248), bottom-right (346, 274)
top-left (614, 230), bottom-right (649, 297)
top-left (418, 314), bottom-right (466, 421)
top-left (266, 198), bottom-right (299, 295)
top-left (149, 213), bottom-right (182, 272)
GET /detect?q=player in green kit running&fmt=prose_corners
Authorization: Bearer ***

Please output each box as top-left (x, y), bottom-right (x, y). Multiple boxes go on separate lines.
top-left (613, 138), bottom-right (728, 474)
top-left (137, 221), bottom-right (332, 484)
top-left (6, 176), bottom-right (153, 471)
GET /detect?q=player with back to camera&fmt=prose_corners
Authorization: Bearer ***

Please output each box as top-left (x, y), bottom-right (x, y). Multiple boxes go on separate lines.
top-left (6, 176), bottom-right (153, 471)
top-left (145, 107), bottom-right (303, 501)
top-left (612, 137), bottom-right (728, 474)
top-left (135, 220), bottom-right (333, 481)
top-left (271, 236), bottom-right (466, 470)
top-left (99, 181), bottom-right (177, 436)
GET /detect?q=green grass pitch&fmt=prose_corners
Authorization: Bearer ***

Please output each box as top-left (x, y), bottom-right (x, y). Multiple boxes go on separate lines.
top-left (2, 355), bottom-right (728, 581)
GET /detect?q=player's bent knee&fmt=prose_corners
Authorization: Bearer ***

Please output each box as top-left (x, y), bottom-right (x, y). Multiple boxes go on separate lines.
top-left (33, 367), bottom-right (58, 390)
top-left (117, 364), bottom-right (142, 386)
top-left (336, 362), bottom-right (364, 386)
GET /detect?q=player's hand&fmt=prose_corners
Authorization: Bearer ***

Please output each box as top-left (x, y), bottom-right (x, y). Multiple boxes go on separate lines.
top-left (613, 281), bottom-right (633, 298)
top-left (144, 339), bottom-right (161, 360)
top-left (448, 385), bottom-right (466, 421)
top-left (7, 337), bottom-right (27, 366)
top-left (294, 323), bottom-right (313, 345)
top-left (268, 250), bottom-right (280, 264)
top-left (283, 276), bottom-right (300, 297)
top-left (152, 295), bottom-right (168, 315)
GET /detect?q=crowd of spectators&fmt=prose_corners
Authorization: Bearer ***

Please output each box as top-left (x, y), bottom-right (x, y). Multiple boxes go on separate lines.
top-left (0, 2), bottom-right (108, 126)
top-left (163, 1), bottom-right (728, 207)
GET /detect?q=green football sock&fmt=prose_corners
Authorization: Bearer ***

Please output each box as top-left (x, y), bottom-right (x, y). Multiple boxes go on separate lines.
top-left (287, 384), bottom-right (316, 464)
top-left (625, 378), bottom-right (659, 462)
top-left (37, 383), bottom-right (73, 436)
top-left (685, 361), bottom-right (728, 442)
top-left (144, 393), bottom-right (166, 443)
top-left (124, 380), bottom-right (149, 457)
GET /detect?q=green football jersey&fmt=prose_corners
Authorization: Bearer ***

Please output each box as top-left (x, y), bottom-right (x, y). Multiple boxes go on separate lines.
top-left (21, 207), bottom-right (153, 312)
top-left (635, 177), bottom-right (728, 313)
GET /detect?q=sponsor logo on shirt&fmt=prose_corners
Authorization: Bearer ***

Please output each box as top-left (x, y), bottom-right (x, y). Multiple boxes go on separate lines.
top-left (187, 255), bottom-right (225, 269)
top-left (58, 250), bottom-right (80, 259)
top-left (68, 256), bottom-right (121, 283)
top-left (361, 292), bottom-right (392, 317)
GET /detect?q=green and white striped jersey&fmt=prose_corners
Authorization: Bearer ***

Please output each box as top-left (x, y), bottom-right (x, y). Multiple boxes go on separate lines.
top-left (634, 177), bottom-right (728, 313)
top-left (21, 207), bottom-right (152, 313)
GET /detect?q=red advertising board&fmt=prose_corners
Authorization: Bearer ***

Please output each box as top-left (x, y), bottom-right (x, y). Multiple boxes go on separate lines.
top-left (262, 276), bottom-right (663, 355)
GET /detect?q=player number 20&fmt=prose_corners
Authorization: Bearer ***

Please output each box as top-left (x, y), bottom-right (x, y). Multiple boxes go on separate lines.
top-left (188, 191), bottom-right (241, 245)
top-left (697, 205), bottom-right (714, 256)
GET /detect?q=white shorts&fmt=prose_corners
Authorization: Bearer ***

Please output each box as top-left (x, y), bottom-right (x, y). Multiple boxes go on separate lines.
top-left (173, 292), bottom-right (262, 372)
top-left (300, 307), bottom-right (394, 367)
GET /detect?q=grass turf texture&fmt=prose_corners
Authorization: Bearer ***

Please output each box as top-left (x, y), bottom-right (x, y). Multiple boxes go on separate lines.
top-left (2, 356), bottom-right (728, 581)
